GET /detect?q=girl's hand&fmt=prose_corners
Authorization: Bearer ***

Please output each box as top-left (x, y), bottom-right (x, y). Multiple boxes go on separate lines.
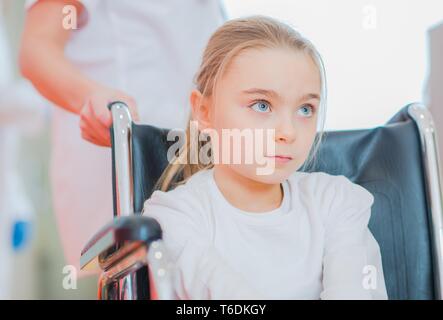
top-left (79, 88), bottom-right (140, 147)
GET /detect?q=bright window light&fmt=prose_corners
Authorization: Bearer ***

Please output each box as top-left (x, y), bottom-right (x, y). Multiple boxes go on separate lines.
top-left (223, 0), bottom-right (443, 130)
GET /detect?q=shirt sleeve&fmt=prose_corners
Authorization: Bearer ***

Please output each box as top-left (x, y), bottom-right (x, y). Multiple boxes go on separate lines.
top-left (320, 175), bottom-right (388, 300)
top-left (142, 189), bottom-right (267, 300)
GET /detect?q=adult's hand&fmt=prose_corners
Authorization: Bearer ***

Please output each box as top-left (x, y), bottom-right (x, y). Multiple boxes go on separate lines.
top-left (79, 88), bottom-right (140, 147)
top-left (20, 1), bottom-right (139, 148)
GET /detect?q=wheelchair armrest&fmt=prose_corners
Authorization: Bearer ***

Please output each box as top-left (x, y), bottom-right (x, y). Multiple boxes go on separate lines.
top-left (80, 215), bottom-right (162, 272)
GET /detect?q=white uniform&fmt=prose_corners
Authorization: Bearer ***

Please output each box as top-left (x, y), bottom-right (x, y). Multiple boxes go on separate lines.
top-left (25, 0), bottom-right (225, 274)
top-left (143, 169), bottom-right (388, 300)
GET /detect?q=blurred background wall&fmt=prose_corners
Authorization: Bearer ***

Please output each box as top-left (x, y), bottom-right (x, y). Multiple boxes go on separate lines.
top-left (426, 22), bottom-right (443, 171)
top-left (224, 0), bottom-right (443, 130)
top-left (1, 0), bottom-right (96, 299)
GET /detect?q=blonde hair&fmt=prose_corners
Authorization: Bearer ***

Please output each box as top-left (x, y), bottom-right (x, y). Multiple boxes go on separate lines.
top-left (156, 15), bottom-right (327, 191)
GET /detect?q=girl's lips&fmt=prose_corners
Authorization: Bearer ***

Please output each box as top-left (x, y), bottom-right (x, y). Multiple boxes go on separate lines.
top-left (266, 155), bottom-right (293, 164)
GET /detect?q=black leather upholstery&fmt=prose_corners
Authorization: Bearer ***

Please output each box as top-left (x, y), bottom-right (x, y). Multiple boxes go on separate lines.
top-left (131, 125), bottom-right (182, 213)
top-left (127, 104), bottom-right (435, 300)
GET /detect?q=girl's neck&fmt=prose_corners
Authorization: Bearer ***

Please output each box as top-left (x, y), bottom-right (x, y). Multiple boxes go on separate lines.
top-left (213, 165), bottom-right (283, 213)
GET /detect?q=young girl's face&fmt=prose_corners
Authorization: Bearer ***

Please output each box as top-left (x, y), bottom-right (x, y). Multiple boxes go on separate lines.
top-left (197, 46), bottom-right (321, 184)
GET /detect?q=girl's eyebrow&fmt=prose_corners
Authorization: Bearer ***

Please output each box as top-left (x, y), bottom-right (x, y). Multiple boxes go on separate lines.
top-left (242, 88), bottom-right (280, 99)
top-left (242, 88), bottom-right (320, 102)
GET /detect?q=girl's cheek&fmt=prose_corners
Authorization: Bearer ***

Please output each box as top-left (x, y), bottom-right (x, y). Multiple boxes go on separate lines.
top-left (296, 114), bottom-right (317, 128)
top-left (224, 105), bottom-right (258, 129)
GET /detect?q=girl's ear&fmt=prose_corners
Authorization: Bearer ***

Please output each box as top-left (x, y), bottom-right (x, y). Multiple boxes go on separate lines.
top-left (190, 89), bottom-right (212, 131)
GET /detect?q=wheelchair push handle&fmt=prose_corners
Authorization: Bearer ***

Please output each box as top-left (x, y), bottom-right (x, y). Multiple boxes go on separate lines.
top-left (80, 101), bottom-right (175, 300)
top-left (108, 101), bottom-right (135, 217)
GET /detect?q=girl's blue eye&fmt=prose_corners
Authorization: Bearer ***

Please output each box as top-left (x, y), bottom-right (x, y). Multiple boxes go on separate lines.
top-left (298, 104), bottom-right (314, 117)
top-left (250, 101), bottom-right (271, 113)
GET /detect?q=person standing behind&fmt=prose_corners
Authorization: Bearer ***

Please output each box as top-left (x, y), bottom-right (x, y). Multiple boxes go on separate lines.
top-left (19, 0), bottom-right (225, 275)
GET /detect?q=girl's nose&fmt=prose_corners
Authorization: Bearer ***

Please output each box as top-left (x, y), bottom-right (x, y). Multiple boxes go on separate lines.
top-left (275, 113), bottom-right (297, 144)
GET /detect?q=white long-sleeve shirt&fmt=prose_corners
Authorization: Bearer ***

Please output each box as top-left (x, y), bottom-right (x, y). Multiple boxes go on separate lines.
top-left (142, 169), bottom-right (388, 300)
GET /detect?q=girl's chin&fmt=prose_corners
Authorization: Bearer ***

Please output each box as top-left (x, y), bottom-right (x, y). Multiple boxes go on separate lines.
top-left (247, 167), bottom-right (294, 184)
top-left (222, 163), bottom-right (297, 184)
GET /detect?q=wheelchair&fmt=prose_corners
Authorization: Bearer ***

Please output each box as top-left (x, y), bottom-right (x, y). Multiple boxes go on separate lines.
top-left (80, 101), bottom-right (443, 300)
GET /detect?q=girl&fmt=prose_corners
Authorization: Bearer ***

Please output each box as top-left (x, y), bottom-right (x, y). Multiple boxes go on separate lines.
top-left (142, 16), bottom-right (388, 300)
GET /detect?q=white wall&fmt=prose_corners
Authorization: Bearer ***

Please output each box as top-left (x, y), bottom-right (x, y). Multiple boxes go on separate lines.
top-left (426, 22), bottom-right (443, 167)
top-left (224, 0), bottom-right (443, 130)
